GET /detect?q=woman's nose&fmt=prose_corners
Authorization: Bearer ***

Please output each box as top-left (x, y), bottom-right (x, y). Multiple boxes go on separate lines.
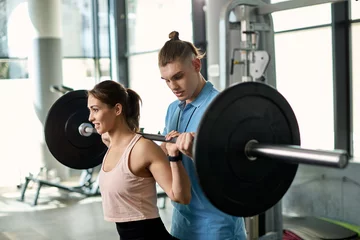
top-left (88, 113), bottom-right (94, 122)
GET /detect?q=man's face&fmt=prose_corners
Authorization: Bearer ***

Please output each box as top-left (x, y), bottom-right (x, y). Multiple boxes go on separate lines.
top-left (159, 58), bottom-right (200, 103)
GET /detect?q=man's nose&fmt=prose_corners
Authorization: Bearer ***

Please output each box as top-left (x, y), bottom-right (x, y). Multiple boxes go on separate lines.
top-left (169, 81), bottom-right (179, 90)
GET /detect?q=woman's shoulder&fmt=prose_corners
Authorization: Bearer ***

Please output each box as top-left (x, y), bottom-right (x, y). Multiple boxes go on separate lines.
top-left (134, 136), bottom-right (161, 153)
top-left (133, 136), bottom-right (164, 161)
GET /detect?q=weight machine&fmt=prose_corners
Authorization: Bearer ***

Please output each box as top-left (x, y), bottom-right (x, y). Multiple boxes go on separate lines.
top-left (18, 167), bottom-right (100, 206)
top-left (218, 0), bottom-right (348, 239)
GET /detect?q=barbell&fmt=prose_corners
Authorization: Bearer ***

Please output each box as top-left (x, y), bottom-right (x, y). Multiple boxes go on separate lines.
top-left (44, 81), bottom-right (349, 217)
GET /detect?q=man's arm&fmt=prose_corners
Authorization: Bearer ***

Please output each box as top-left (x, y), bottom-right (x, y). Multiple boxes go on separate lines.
top-left (175, 132), bottom-right (195, 159)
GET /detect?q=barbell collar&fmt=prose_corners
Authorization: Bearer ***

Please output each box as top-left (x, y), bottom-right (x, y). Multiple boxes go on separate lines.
top-left (246, 141), bottom-right (349, 169)
top-left (78, 123), bottom-right (96, 137)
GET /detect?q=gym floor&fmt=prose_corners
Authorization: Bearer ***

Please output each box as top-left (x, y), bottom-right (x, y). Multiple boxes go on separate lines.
top-left (0, 184), bottom-right (173, 240)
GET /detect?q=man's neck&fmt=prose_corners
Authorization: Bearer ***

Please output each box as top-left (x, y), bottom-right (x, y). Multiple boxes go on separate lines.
top-left (185, 77), bottom-right (206, 105)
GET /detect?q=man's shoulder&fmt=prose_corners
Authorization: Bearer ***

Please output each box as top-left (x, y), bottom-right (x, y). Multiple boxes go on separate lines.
top-left (167, 99), bottom-right (180, 112)
top-left (202, 86), bottom-right (219, 106)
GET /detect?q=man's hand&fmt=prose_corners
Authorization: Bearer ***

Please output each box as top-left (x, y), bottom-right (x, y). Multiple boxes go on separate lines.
top-left (101, 132), bottom-right (110, 147)
top-left (175, 132), bottom-right (195, 159)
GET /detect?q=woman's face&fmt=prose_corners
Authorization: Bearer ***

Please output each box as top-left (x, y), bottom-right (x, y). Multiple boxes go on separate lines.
top-left (87, 94), bottom-right (120, 135)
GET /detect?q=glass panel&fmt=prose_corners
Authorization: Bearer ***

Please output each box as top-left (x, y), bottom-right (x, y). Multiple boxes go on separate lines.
top-left (351, 0), bottom-right (360, 20)
top-left (62, 0), bottom-right (94, 57)
top-left (352, 23), bottom-right (360, 158)
top-left (274, 27), bottom-right (334, 149)
top-left (98, 0), bottom-right (110, 58)
top-left (129, 52), bottom-right (176, 133)
top-left (0, 0), bottom-right (8, 57)
top-left (4, 0), bottom-right (33, 58)
top-left (0, 78), bottom-right (44, 186)
top-left (99, 57), bottom-right (111, 81)
top-left (0, 58), bottom-right (28, 79)
top-left (270, 0), bottom-right (331, 32)
top-left (62, 58), bottom-right (96, 89)
top-left (127, 0), bottom-right (193, 54)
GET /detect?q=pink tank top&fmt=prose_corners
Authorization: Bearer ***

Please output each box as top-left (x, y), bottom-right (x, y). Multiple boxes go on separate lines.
top-left (99, 134), bottom-right (160, 222)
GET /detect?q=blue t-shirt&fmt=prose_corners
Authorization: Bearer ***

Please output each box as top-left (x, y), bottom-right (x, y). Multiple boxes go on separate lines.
top-left (162, 81), bottom-right (247, 240)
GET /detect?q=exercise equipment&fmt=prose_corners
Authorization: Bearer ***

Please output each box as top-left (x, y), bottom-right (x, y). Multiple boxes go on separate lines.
top-left (193, 81), bottom-right (346, 217)
top-left (217, 0), bottom-right (348, 239)
top-left (43, 81), bottom-right (349, 218)
top-left (18, 167), bottom-right (100, 206)
top-left (45, 90), bottom-right (107, 170)
top-left (283, 216), bottom-right (359, 240)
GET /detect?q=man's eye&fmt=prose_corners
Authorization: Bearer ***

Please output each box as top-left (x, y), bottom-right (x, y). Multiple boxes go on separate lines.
top-left (174, 75), bottom-right (183, 80)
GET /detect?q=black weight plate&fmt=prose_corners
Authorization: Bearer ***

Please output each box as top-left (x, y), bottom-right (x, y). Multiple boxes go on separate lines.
top-left (44, 90), bottom-right (107, 169)
top-left (194, 81), bottom-right (300, 217)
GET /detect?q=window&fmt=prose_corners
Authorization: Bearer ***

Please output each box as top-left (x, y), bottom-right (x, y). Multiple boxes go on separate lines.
top-left (0, 58), bottom-right (28, 79)
top-left (270, 0), bottom-right (331, 32)
top-left (351, 0), bottom-right (360, 20)
top-left (128, 52), bottom-right (176, 134)
top-left (127, 0), bottom-right (193, 54)
top-left (62, 58), bottom-right (96, 89)
top-left (3, 1), bottom-right (34, 58)
top-left (62, 0), bottom-right (94, 58)
top-left (99, 58), bottom-right (111, 81)
top-left (274, 27), bottom-right (334, 149)
top-left (127, 0), bottom-right (193, 133)
top-left (0, 78), bottom-right (44, 187)
top-left (98, 0), bottom-right (110, 58)
top-left (351, 23), bottom-right (360, 157)
top-left (0, 0), bottom-right (7, 57)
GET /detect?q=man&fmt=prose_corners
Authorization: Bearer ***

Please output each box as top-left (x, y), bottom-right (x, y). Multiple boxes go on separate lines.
top-left (159, 31), bottom-right (247, 240)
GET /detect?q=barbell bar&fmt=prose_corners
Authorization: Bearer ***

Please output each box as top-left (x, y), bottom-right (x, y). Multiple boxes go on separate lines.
top-left (78, 123), bottom-right (348, 169)
top-left (44, 81), bottom-right (349, 217)
top-left (78, 123), bottom-right (175, 143)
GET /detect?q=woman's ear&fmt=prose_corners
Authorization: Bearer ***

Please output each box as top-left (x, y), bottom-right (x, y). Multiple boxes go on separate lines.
top-left (114, 103), bottom-right (123, 116)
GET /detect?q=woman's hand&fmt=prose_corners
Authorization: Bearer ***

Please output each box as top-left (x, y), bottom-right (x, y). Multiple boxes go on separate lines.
top-left (165, 130), bottom-right (180, 156)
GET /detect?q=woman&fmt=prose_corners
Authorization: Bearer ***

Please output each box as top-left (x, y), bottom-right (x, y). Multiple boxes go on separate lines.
top-left (87, 80), bottom-right (191, 240)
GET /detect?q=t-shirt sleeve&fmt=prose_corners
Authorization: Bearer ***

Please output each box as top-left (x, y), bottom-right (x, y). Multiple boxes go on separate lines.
top-left (162, 106), bottom-right (171, 136)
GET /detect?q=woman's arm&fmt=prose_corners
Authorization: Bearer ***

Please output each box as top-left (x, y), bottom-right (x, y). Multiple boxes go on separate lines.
top-left (138, 139), bottom-right (191, 204)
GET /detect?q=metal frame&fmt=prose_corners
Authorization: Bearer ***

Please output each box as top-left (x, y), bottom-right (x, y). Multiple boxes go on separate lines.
top-left (18, 169), bottom-right (100, 206)
top-left (219, 0), bottom-right (277, 89)
top-left (331, 1), bottom-right (352, 154)
top-left (92, 0), bottom-right (101, 82)
top-left (192, 0), bottom-right (208, 80)
top-left (108, 0), bottom-right (129, 86)
top-left (218, 1), bottom-right (280, 239)
top-left (257, 0), bottom-right (347, 15)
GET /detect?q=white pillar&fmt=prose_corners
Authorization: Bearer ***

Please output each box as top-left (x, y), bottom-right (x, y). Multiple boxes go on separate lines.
top-left (28, 0), bottom-right (69, 180)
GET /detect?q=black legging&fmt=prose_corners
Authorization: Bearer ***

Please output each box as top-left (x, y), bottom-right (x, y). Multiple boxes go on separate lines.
top-left (115, 217), bottom-right (179, 240)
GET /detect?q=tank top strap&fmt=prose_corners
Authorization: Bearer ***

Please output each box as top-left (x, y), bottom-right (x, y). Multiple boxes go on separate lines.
top-left (122, 134), bottom-right (142, 171)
